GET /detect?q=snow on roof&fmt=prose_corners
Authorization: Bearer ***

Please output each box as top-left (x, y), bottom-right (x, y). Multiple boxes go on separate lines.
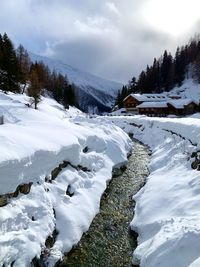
top-left (168, 94), bottom-right (181, 97)
top-left (124, 93), bottom-right (168, 102)
top-left (136, 98), bottom-right (198, 109)
top-left (137, 101), bottom-right (168, 108)
top-left (168, 99), bottom-right (196, 109)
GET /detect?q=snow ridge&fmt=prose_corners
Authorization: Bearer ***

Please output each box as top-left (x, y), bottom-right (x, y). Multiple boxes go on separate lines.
top-left (0, 92), bottom-right (131, 266)
top-left (105, 114), bottom-right (200, 267)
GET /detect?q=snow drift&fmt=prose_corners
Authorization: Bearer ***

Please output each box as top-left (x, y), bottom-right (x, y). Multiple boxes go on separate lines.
top-left (104, 114), bottom-right (200, 267)
top-left (0, 91), bottom-right (131, 266)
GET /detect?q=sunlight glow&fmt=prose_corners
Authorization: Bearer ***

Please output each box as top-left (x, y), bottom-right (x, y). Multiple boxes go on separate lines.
top-left (143, 0), bottom-right (200, 36)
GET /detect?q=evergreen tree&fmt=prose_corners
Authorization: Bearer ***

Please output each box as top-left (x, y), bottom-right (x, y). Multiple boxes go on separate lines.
top-left (137, 71), bottom-right (147, 93)
top-left (194, 52), bottom-right (200, 83)
top-left (0, 33), bottom-right (19, 92)
top-left (160, 50), bottom-right (174, 90)
top-left (53, 73), bottom-right (65, 102)
top-left (65, 83), bottom-right (78, 107)
top-left (16, 44), bottom-right (31, 92)
top-left (174, 47), bottom-right (186, 86)
top-left (128, 76), bottom-right (138, 92)
top-left (115, 85), bottom-right (129, 108)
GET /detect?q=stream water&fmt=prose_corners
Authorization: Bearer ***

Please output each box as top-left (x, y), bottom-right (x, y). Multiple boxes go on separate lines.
top-left (58, 140), bottom-right (150, 267)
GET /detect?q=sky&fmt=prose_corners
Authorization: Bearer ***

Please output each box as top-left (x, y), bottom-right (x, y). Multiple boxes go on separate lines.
top-left (1, 0), bottom-right (200, 83)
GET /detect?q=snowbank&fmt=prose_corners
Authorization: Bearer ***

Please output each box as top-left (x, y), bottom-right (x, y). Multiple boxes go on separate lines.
top-left (103, 114), bottom-right (200, 267)
top-left (0, 92), bottom-right (131, 266)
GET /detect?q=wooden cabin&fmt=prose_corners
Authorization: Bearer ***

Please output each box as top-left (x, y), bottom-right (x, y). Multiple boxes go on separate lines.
top-left (123, 93), bottom-right (168, 113)
top-left (137, 102), bottom-right (168, 117)
top-left (167, 100), bottom-right (198, 116)
top-left (123, 94), bottom-right (142, 112)
top-left (123, 93), bottom-right (199, 117)
top-left (137, 99), bottom-right (198, 117)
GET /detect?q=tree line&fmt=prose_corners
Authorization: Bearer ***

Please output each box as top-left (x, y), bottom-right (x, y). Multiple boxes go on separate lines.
top-left (0, 33), bottom-right (78, 109)
top-left (116, 35), bottom-right (200, 108)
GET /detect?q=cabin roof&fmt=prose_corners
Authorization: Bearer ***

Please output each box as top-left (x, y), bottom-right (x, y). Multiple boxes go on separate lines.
top-left (136, 98), bottom-right (198, 109)
top-left (168, 99), bottom-right (197, 109)
top-left (168, 94), bottom-right (181, 98)
top-left (137, 101), bottom-right (168, 108)
top-left (124, 93), bottom-right (168, 102)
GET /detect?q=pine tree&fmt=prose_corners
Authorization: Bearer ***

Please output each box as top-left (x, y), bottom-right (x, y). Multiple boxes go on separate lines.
top-left (128, 76), bottom-right (138, 92)
top-left (194, 52), bottom-right (200, 83)
top-left (137, 71), bottom-right (147, 93)
top-left (174, 47), bottom-right (186, 86)
top-left (0, 33), bottom-right (20, 92)
top-left (16, 44), bottom-right (31, 92)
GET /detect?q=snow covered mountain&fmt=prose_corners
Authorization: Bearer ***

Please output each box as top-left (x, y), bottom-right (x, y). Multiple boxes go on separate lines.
top-left (29, 53), bottom-right (123, 113)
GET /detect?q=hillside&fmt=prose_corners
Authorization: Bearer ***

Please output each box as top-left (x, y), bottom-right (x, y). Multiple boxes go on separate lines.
top-left (170, 78), bottom-right (200, 102)
top-left (30, 53), bottom-right (122, 113)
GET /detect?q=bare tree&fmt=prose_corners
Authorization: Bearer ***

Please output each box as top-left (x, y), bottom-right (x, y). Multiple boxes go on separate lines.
top-left (27, 70), bottom-right (42, 109)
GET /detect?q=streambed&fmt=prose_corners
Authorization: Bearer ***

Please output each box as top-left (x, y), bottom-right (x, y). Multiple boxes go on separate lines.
top-left (59, 140), bottom-right (150, 267)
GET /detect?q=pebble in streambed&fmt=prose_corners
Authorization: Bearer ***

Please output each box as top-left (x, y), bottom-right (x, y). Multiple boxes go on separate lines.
top-left (58, 141), bottom-right (150, 267)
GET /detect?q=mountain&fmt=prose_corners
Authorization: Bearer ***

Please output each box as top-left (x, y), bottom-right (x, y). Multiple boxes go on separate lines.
top-left (29, 53), bottom-right (122, 113)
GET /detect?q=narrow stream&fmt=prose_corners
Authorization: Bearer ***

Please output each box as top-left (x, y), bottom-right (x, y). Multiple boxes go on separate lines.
top-left (58, 140), bottom-right (150, 267)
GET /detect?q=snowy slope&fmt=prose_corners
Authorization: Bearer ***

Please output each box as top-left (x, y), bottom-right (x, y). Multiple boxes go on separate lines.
top-left (169, 78), bottom-right (200, 103)
top-left (103, 114), bottom-right (200, 267)
top-left (0, 92), bottom-right (131, 266)
top-left (29, 53), bottom-right (122, 113)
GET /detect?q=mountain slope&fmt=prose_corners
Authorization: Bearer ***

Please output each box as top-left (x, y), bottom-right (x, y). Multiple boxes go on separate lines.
top-left (30, 53), bottom-right (122, 113)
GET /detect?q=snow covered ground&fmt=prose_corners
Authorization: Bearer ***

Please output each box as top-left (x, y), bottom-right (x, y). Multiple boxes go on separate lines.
top-left (103, 114), bottom-right (200, 267)
top-left (2, 80), bottom-right (200, 267)
top-left (0, 92), bottom-right (131, 266)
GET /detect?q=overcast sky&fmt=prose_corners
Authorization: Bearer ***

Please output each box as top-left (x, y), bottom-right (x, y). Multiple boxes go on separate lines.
top-left (1, 0), bottom-right (200, 83)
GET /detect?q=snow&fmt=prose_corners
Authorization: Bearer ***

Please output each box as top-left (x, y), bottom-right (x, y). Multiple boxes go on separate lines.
top-left (29, 53), bottom-right (122, 97)
top-left (2, 76), bottom-right (200, 266)
top-left (136, 99), bottom-right (197, 109)
top-left (0, 91), bottom-right (131, 266)
top-left (124, 93), bottom-right (168, 102)
top-left (170, 78), bottom-right (200, 103)
top-left (137, 101), bottom-right (168, 108)
top-left (168, 99), bottom-right (197, 109)
top-left (29, 53), bottom-right (123, 112)
top-left (102, 114), bottom-right (200, 267)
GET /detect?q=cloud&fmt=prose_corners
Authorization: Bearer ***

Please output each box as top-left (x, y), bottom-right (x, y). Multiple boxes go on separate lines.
top-left (0, 0), bottom-right (199, 83)
top-left (106, 2), bottom-right (121, 16)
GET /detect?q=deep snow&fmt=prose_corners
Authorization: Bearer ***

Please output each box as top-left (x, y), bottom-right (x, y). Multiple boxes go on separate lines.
top-left (0, 92), bottom-right (131, 266)
top-left (103, 114), bottom-right (200, 267)
top-left (2, 77), bottom-right (200, 267)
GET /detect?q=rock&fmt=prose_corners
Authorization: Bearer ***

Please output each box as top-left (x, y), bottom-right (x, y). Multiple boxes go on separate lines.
top-left (191, 152), bottom-right (197, 158)
top-left (13, 187), bottom-right (19, 197)
top-left (66, 185), bottom-right (74, 197)
top-left (83, 147), bottom-right (89, 153)
top-left (19, 183), bottom-right (32, 194)
top-left (62, 161), bottom-right (69, 168)
top-left (45, 229), bottom-right (59, 248)
top-left (0, 195), bottom-right (7, 207)
top-left (51, 167), bottom-right (62, 179)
